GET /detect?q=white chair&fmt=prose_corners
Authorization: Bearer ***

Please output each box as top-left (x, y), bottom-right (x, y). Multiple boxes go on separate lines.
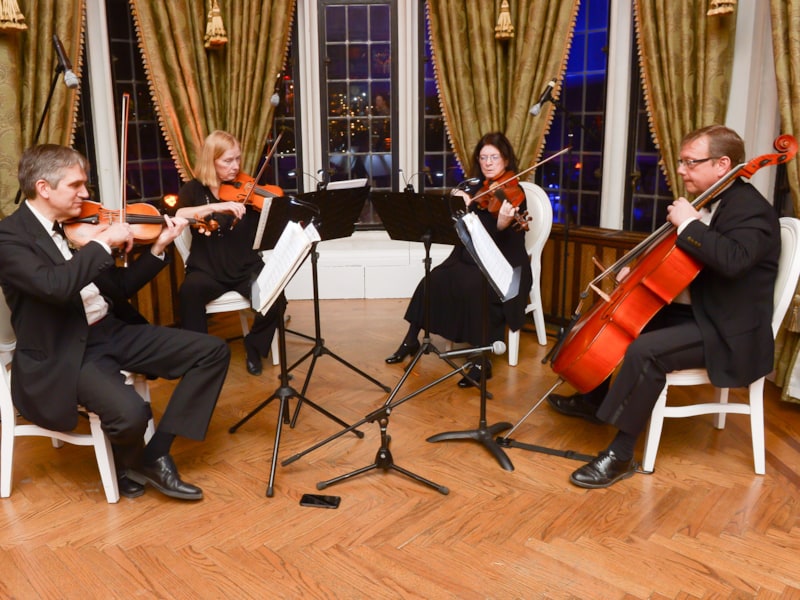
top-left (0, 297), bottom-right (153, 504)
top-left (174, 229), bottom-right (279, 365)
top-left (507, 181), bottom-right (553, 366)
top-left (642, 217), bottom-right (800, 475)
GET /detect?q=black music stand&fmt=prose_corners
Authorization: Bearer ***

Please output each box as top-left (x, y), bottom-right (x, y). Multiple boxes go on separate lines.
top-left (426, 213), bottom-right (521, 471)
top-left (285, 182), bottom-right (391, 428)
top-left (281, 191), bottom-right (478, 494)
top-left (229, 212), bottom-right (363, 498)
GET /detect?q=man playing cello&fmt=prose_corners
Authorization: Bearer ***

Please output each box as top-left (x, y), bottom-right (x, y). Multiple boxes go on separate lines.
top-left (549, 125), bottom-right (781, 488)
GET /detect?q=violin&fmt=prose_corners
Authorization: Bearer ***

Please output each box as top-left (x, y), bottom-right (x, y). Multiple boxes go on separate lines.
top-left (218, 171), bottom-right (283, 211)
top-left (473, 171), bottom-right (531, 231)
top-left (218, 130), bottom-right (285, 211)
top-left (464, 146), bottom-right (572, 232)
top-left (63, 200), bottom-right (218, 247)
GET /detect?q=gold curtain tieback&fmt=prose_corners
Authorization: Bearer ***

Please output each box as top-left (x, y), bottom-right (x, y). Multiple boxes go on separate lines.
top-left (495, 0), bottom-right (514, 41)
top-left (0, 0), bottom-right (27, 31)
top-left (204, 0), bottom-right (228, 49)
top-left (707, 0), bottom-right (736, 16)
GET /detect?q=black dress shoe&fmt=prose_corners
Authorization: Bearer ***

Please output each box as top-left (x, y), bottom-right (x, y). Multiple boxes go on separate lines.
top-left (128, 455), bottom-right (203, 500)
top-left (385, 340), bottom-right (420, 364)
top-left (570, 450), bottom-right (636, 489)
top-left (117, 471), bottom-right (145, 499)
top-left (547, 393), bottom-right (603, 424)
top-left (244, 334), bottom-right (262, 376)
top-left (457, 361), bottom-right (492, 388)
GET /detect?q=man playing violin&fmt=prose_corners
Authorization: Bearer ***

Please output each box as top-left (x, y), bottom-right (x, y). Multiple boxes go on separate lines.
top-left (549, 125), bottom-right (781, 488)
top-left (174, 130), bottom-right (284, 376)
top-left (385, 131), bottom-right (532, 387)
top-left (0, 144), bottom-right (231, 500)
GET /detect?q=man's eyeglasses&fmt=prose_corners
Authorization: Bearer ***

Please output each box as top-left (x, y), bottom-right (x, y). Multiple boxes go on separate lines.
top-left (677, 156), bottom-right (719, 168)
top-left (479, 154), bottom-right (502, 163)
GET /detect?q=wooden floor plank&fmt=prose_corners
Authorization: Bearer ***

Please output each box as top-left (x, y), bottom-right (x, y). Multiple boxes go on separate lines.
top-left (1, 298), bottom-right (799, 598)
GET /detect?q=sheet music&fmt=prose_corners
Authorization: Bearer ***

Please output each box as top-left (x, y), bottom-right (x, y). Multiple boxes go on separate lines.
top-left (252, 197), bottom-right (274, 250)
top-left (251, 221), bottom-right (320, 314)
top-left (462, 212), bottom-right (515, 298)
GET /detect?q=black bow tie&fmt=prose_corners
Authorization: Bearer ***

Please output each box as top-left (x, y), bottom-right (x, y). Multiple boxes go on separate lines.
top-left (52, 222), bottom-right (65, 237)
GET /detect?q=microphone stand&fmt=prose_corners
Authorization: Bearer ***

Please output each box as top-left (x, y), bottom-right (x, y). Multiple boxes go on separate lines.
top-left (14, 64), bottom-right (65, 205)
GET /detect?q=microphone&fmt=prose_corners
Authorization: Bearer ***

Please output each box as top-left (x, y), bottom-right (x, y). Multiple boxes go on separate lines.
top-left (288, 169), bottom-right (328, 190)
top-left (529, 78), bottom-right (556, 116)
top-left (451, 177), bottom-right (481, 194)
top-left (438, 340), bottom-right (506, 359)
top-left (52, 35), bottom-right (79, 89)
top-left (399, 168), bottom-right (434, 192)
top-left (288, 195), bottom-right (320, 216)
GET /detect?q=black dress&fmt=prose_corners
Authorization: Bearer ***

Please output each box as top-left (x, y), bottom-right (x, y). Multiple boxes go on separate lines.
top-left (403, 181), bottom-right (532, 346)
top-left (176, 179), bottom-right (284, 357)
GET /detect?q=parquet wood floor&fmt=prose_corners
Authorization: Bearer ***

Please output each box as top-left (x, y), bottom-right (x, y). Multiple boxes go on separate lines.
top-left (1, 299), bottom-right (799, 599)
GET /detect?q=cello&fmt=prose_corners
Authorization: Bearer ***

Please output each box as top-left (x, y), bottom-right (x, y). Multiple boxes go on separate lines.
top-left (550, 134), bottom-right (798, 394)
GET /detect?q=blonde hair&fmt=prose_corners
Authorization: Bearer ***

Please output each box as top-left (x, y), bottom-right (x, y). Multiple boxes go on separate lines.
top-left (194, 130), bottom-right (240, 187)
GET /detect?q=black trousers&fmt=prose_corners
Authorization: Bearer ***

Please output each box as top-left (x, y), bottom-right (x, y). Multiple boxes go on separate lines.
top-left (595, 303), bottom-right (705, 437)
top-left (178, 268), bottom-right (284, 357)
top-left (77, 315), bottom-right (230, 452)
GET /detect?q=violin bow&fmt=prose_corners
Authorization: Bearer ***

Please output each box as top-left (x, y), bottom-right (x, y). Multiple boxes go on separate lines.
top-left (245, 130), bottom-right (285, 206)
top-left (468, 145), bottom-right (571, 205)
top-left (119, 93), bottom-right (130, 267)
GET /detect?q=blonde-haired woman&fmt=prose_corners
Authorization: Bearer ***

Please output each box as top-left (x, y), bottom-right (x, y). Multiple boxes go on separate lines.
top-left (175, 130), bottom-right (284, 376)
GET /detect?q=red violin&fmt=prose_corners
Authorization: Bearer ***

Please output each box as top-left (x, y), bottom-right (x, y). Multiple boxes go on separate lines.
top-left (63, 200), bottom-right (218, 247)
top-left (218, 171), bottom-right (283, 212)
top-left (473, 171), bottom-right (531, 231)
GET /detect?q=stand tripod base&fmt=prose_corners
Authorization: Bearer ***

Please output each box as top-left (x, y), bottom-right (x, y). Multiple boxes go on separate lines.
top-left (495, 436), bottom-right (595, 463)
top-left (315, 418), bottom-right (449, 495)
top-left (427, 421), bottom-right (514, 471)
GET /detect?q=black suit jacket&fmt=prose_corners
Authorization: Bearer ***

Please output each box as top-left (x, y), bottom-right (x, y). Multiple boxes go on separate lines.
top-left (676, 178), bottom-right (780, 388)
top-left (0, 202), bottom-right (169, 430)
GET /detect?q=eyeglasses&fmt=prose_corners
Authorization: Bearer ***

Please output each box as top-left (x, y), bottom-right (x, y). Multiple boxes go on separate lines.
top-left (677, 156), bottom-right (719, 168)
top-left (479, 154), bottom-right (502, 163)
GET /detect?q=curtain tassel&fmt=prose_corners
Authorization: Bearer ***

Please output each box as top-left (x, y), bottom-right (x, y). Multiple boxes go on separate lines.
top-left (0, 0), bottom-right (27, 31)
top-left (707, 0), bottom-right (736, 16)
top-left (495, 0), bottom-right (514, 41)
top-left (204, 0), bottom-right (227, 49)
top-left (788, 294), bottom-right (800, 333)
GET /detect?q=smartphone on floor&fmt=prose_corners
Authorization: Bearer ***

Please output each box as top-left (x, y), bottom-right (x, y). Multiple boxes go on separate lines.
top-left (299, 493), bottom-right (341, 509)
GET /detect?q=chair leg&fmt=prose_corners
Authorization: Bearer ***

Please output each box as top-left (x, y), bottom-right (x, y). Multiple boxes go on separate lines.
top-left (270, 332), bottom-right (279, 366)
top-left (531, 301), bottom-right (547, 346)
top-left (748, 378), bottom-right (766, 475)
top-left (641, 385), bottom-right (670, 472)
top-left (712, 387), bottom-right (730, 429)
top-left (508, 329), bottom-right (520, 366)
top-left (1, 411), bottom-right (14, 498)
top-left (238, 310), bottom-right (251, 337)
top-left (88, 413), bottom-right (120, 503)
top-left (132, 374), bottom-right (155, 443)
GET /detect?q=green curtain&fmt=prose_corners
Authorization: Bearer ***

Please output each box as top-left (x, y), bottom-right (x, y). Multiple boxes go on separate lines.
top-left (0, 0), bottom-right (84, 218)
top-left (633, 0), bottom-right (736, 198)
top-left (426, 0), bottom-right (579, 172)
top-left (129, 0), bottom-right (294, 180)
top-left (770, 0), bottom-right (800, 404)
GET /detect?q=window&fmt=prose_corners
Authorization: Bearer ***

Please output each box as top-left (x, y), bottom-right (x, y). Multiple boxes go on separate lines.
top-left (73, 0), bottom-right (181, 206)
top-left (624, 68), bottom-right (673, 232)
top-left (421, 31), bottom-right (463, 191)
top-left (537, 0), bottom-right (609, 227)
top-left (320, 1), bottom-right (395, 224)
